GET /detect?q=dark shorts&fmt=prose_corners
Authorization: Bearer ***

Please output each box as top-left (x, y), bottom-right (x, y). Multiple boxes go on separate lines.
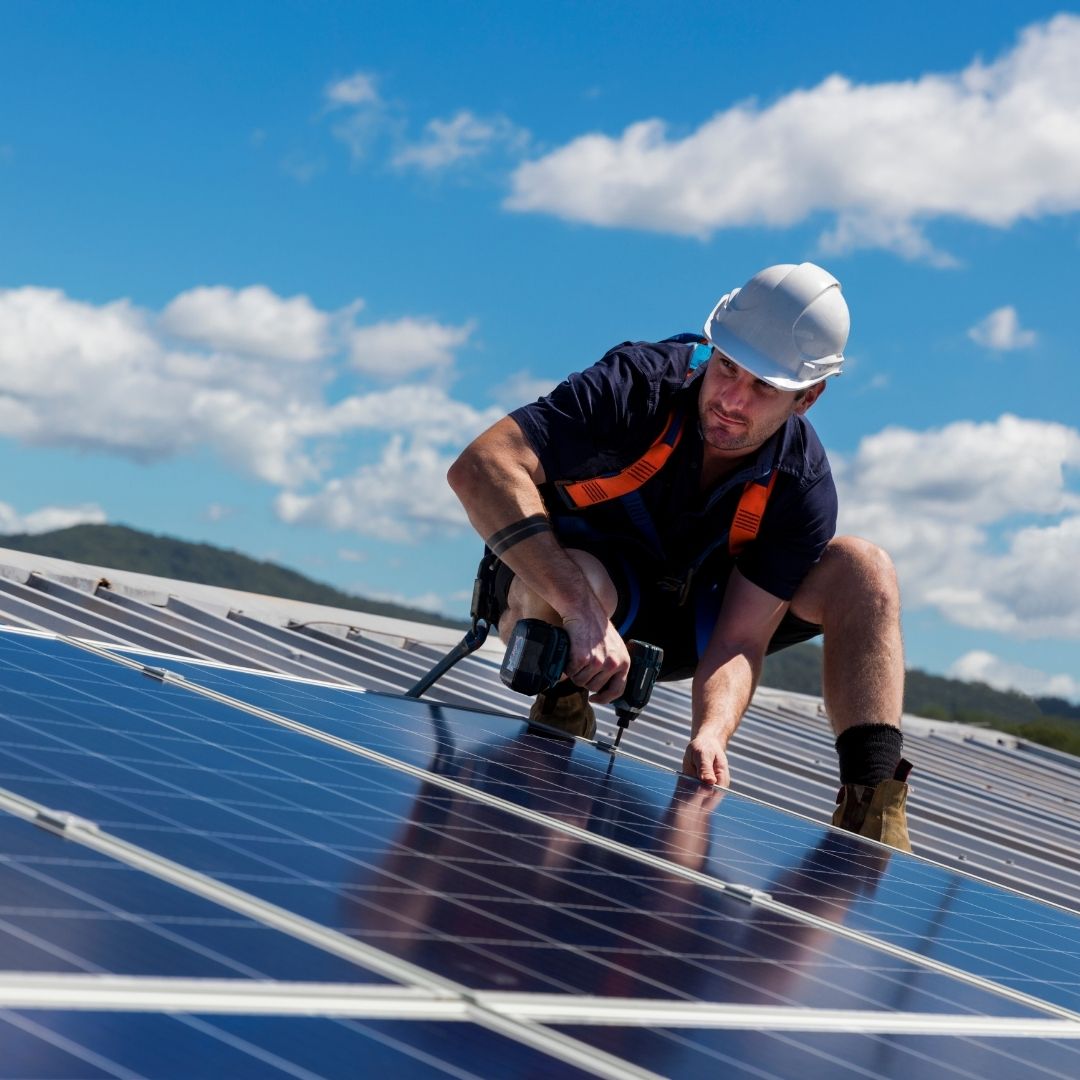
top-left (489, 548), bottom-right (822, 683)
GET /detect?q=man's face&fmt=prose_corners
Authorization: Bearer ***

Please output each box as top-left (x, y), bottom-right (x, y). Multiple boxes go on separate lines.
top-left (697, 351), bottom-right (823, 456)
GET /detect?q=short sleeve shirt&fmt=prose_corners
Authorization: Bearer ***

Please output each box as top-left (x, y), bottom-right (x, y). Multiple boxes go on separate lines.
top-left (510, 340), bottom-right (837, 601)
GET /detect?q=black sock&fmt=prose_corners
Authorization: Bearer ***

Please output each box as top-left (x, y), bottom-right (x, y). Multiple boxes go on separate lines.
top-left (835, 724), bottom-right (903, 786)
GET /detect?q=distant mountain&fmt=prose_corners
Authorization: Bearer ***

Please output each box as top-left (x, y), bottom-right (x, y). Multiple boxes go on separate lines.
top-left (763, 642), bottom-right (1080, 755)
top-left (0, 524), bottom-right (468, 629)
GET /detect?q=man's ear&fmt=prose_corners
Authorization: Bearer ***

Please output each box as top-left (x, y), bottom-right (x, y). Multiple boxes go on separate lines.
top-left (795, 382), bottom-right (826, 415)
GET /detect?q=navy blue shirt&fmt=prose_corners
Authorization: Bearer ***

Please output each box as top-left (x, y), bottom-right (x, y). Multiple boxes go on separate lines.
top-left (510, 339), bottom-right (837, 601)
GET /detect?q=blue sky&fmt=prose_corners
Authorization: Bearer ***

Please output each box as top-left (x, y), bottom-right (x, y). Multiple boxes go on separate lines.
top-left (1, 2), bottom-right (1079, 702)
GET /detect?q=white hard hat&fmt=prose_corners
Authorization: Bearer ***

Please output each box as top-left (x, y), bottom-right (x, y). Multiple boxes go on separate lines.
top-left (703, 262), bottom-right (849, 391)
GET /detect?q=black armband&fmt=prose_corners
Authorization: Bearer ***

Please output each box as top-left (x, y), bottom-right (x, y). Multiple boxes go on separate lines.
top-left (488, 514), bottom-right (552, 557)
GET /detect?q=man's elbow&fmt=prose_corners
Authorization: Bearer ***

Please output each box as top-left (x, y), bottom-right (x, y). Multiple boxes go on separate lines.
top-left (446, 445), bottom-right (483, 503)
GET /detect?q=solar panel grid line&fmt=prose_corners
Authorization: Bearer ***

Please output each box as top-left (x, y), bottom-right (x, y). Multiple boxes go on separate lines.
top-left (0, 973), bottom-right (468, 1019)
top-left (0, 1007), bottom-right (145, 1080)
top-left (151, 1012), bottom-right (341, 1080)
top-left (0, 784), bottom-right (465, 997)
top-left (2, 846), bottom-right (289, 983)
top-left (0, 908), bottom-right (105, 976)
top-left (50, 637), bottom-right (1080, 1027)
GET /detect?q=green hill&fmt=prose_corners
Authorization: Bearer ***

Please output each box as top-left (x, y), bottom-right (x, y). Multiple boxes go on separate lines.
top-left (763, 642), bottom-right (1080, 755)
top-left (0, 524), bottom-right (467, 629)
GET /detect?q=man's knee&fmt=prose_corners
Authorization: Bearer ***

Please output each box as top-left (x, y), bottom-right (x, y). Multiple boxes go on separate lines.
top-left (794, 536), bottom-right (899, 626)
top-left (566, 550), bottom-right (619, 615)
top-left (498, 548), bottom-right (619, 641)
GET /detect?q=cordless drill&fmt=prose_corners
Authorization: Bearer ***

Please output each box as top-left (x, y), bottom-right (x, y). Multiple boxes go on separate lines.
top-left (500, 618), bottom-right (664, 748)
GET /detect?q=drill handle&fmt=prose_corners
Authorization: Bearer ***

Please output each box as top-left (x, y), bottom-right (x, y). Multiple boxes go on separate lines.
top-left (611, 639), bottom-right (664, 715)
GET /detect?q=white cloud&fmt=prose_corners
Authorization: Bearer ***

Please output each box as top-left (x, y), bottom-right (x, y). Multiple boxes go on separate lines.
top-left (948, 650), bottom-right (1080, 703)
top-left (392, 110), bottom-right (529, 171)
top-left (0, 501), bottom-right (106, 535)
top-left (202, 503), bottom-right (234, 523)
top-left (160, 285), bottom-right (338, 362)
top-left (280, 152), bottom-right (326, 184)
top-left (322, 71), bottom-right (395, 162)
top-left (326, 384), bottom-right (500, 445)
top-left (359, 586), bottom-right (446, 613)
top-left (0, 285), bottom-right (483, 502)
top-left (325, 71), bottom-right (379, 108)
top-left (347, 317), bottom-right (475, 378)
top-left (968, 305), bottom-right (1038, 350)
top-left (836, 415), bottom-right (1080, 637)
top-left (506, 15), bottom-right (1080, 261)
top-left (275, 436), bottom-right (469, 542)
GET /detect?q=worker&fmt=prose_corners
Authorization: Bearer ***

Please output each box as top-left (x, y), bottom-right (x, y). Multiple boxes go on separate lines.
top-left (447, 262), bottom-right (912, 851)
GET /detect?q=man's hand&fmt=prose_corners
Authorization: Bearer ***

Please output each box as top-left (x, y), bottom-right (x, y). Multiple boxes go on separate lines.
top-left (682, 733), bottom-right (732, 787)
top-left (561, 611), bottom-right (630, 705)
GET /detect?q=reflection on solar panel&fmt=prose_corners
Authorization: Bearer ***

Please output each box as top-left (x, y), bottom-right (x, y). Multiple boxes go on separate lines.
top-left (0, 626), bottom-right (1078, 1078)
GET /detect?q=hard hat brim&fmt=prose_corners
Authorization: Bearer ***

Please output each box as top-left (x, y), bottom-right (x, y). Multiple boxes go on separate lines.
top-left (705, 320), bottom-right (843, 391)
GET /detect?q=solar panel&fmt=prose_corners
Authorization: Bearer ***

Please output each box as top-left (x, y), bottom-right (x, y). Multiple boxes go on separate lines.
top-left (0, 627), bottom-right (1078, 1077)
top-left (0, 813), bottom-right (384, 984)
top-left (81, 645), bottom-right (1080, 1014)
top-left (1, 1010), bottom-right (599, 1080)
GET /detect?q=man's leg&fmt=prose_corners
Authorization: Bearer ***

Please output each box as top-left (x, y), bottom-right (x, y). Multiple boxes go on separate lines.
top-left (789, 536), bottom-right (912, 851)
top-left (498, 550), bottom-right (620, 739)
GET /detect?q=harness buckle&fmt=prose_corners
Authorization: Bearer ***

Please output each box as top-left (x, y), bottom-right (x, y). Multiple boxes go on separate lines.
top-left (656, 568), bottom-right (695, 607)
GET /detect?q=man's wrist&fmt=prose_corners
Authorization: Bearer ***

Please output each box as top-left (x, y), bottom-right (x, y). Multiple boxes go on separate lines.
top-left (487, 514), bottom-right (551, 557)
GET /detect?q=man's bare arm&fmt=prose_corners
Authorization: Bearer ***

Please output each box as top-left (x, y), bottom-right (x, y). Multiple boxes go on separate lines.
top-left (683, 570), bottom-right (790, 786)
top-left (446, 416), bottom-right (629, 700)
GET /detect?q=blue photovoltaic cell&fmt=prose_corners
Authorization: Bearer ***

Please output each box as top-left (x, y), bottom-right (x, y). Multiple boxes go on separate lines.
top-left (0, 1010), bottom-right (584, 1080)
top-left (554, 1024), bottom-right (1080, 1079)
top-left (120, 646), bottom-right (1080, 1014)
top-left (0, 631), bottom-right (1065, 1027)
top-left (0, 813), bottom-right (384, 984)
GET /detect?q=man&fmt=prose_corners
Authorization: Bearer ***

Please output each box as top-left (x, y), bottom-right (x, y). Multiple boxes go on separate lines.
top-left (447, 262), bottom-right (912, 851)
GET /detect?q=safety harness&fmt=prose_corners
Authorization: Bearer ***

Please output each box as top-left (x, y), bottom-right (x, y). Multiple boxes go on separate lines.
top-left (553, 339), bottom-right (779, 558)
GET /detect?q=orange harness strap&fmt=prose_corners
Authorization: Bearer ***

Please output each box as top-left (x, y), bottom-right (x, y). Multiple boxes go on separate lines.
top-left (729, 471), bottom-right (778, 555)
top-left (553, 401), bottom-right (779, 556)
top-left (556, 410), bottom-right (684, 508)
